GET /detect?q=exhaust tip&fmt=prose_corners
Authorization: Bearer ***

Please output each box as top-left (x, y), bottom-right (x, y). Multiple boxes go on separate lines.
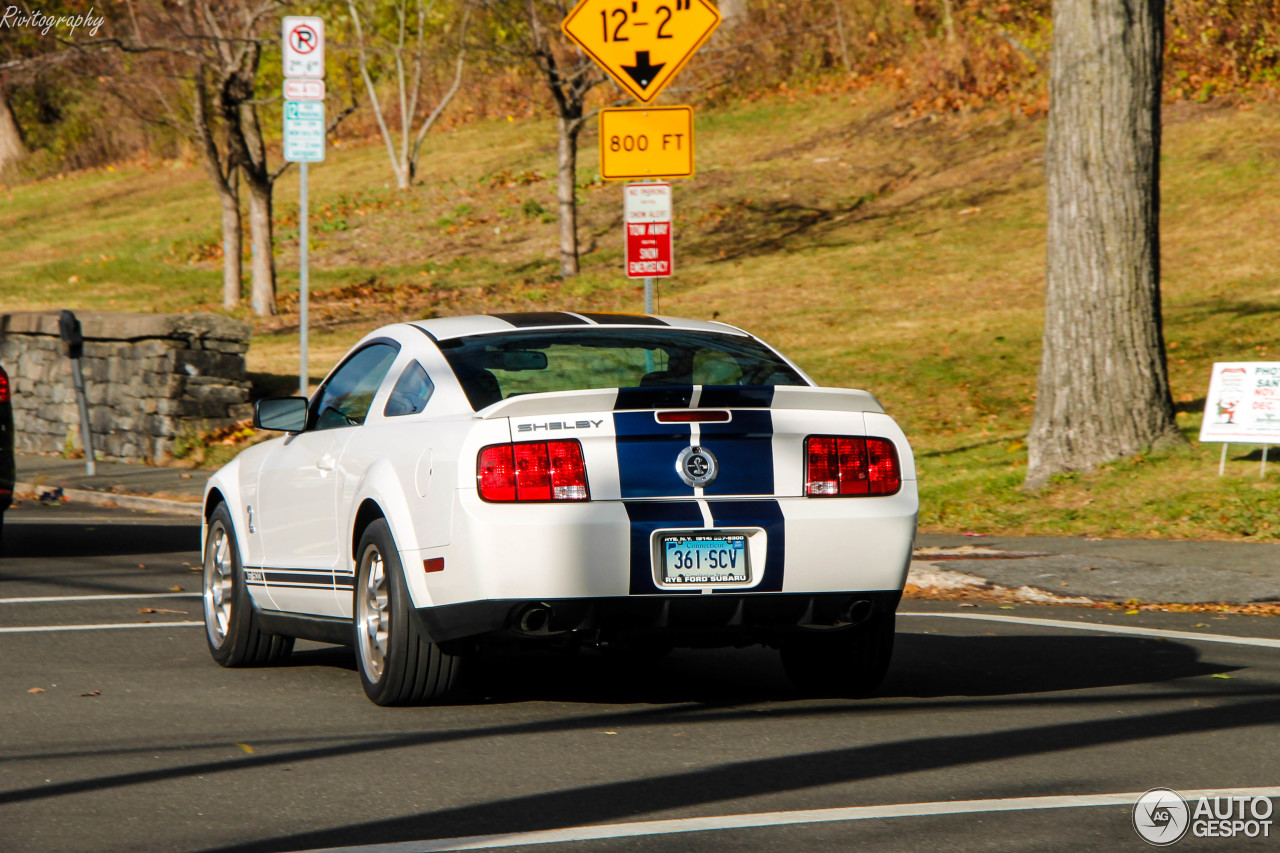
top-left (515, 604), bottom-right (552, 634)
top-left (841, 599), bottom-right (874, 627)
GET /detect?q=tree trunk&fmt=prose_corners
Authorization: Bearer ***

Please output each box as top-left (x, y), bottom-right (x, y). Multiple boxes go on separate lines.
top-left (1025, 0), bottom-right (1180, 489)
top-left (0, 90), bottom-right (26, 175)
top-left (219, 169), bottom-right (242, 310)
top-left (246, 177), bottom-right (277, 317)
top-left (556, 116), bottom-right (580, 277)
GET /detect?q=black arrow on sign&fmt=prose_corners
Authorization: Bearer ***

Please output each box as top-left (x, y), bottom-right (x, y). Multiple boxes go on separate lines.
top-left (621, 51), bottom-right (665, 89)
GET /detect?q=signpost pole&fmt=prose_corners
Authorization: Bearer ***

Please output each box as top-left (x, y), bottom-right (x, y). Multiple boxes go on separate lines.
top-left (1219, 443), bottom-right (1228, 477)
top-left (299, 161), bottom-right (309, 397)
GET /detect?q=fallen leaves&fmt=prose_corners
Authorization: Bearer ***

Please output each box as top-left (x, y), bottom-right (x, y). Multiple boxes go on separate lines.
top-left (137, 608), bottom-right (188, 615)
top-left (236, 743), bottom-right (255, 754)
top-left (27, 687), bottom-right (46, 694)
top-left (79, 689), bottom-right (102, 698)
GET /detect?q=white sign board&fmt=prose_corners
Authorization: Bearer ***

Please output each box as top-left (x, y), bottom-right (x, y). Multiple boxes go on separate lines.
top-left (284, 101), bottom-right (325, 162)
top-left (284, 79), bottom-right (325, 101)
top-left (623, 182), bottom-right (671, 223)
top-left (1199, 362), bottom-right (1280, 442)
top-left (283, 16), bottom-right (325, 78)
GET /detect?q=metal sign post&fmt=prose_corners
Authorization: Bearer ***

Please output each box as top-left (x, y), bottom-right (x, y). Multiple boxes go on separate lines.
top-left (282, 16), bottom-right (325, 396)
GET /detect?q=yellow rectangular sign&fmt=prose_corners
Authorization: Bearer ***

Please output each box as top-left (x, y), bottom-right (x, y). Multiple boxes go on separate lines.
top-left (599, 106), bottom-right (694, 181)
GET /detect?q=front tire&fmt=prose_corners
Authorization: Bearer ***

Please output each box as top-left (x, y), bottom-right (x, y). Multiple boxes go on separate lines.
top-left (203, 503), bottom-right (294, 667)
top-left (355, 518), bottom-right (460, 706)
top-left (780, 610), bottom-right (895, 698)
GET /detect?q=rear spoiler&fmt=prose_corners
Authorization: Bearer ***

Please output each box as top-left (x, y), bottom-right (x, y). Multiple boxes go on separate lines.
top-left (476, 385), bottom-right (884, 419)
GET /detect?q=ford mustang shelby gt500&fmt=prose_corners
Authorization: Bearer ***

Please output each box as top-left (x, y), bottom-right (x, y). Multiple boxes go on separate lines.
top-left (202, 312), bottom-right (917, 705)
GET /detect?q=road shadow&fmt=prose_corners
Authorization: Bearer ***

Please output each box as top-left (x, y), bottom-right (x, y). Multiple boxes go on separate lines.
top-left (1, 515), bottom-right (199, 559)
top-left (295, 630), bottom-right (1233, 707)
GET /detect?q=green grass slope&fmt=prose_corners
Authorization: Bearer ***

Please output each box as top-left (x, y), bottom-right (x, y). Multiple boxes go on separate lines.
top-left (2, 91), bottom-right (1277, 540)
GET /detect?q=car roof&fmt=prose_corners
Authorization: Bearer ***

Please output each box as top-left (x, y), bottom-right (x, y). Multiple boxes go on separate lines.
top-left (408, 312), bottom-right (750, 342)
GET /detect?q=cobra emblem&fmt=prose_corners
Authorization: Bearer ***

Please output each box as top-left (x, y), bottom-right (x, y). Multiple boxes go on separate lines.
top-left (676, 446), bottom-right (718, 487)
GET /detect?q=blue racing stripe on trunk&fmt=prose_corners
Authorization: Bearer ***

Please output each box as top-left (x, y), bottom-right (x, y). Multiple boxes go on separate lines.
top-left (709, 500), bottom-right (786, 592)
top-left (699, 409), bottom-right (775, 496)
top-left (624, 500), bottom-right (705, 594)
top-left (614, 411), bottom-right (693, 499)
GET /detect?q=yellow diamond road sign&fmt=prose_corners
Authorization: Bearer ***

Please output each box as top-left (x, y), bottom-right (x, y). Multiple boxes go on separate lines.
top-left (562, 0), bottom-right (721, 104)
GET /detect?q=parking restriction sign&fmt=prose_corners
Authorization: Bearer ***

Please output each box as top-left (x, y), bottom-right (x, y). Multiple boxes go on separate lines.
top-left (283, 16), bottom-right (325, 78)
top-left (624, 182), bottom-right (672, 279)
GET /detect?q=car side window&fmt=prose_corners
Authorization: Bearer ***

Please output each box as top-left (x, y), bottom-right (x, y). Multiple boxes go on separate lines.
top-left (383, 361), bottom-right (434, 417)
top-left (311, 342), bottom-right (400, 431)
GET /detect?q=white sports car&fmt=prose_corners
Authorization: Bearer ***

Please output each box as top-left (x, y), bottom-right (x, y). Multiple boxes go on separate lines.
top-left (202, 312), bottom-right (918, 704)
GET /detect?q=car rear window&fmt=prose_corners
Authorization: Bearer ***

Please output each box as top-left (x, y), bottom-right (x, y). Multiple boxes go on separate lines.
top-left (437, 329), bottom-right (808, 410)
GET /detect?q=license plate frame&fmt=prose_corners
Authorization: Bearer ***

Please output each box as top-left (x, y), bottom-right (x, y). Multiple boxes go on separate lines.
top-left (659, 532), bottom-right (750, 586)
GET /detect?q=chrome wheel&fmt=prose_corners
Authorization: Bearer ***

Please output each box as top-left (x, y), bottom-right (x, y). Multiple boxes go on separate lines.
top-left (203, 520), bottom-right (234, 647)
top-left (357, 544), bottom-right (390, 681)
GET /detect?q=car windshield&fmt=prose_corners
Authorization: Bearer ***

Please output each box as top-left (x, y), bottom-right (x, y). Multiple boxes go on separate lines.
top-left (436, 329), bottom-right (808, 410)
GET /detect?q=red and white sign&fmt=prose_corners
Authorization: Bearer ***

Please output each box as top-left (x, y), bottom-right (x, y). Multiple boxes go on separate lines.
top-left (284, 79), bottom-right (326, 101)
top-left (624, 182), bottom-right (672, 279)
top-left (283, 16), bottom-right (325, 79)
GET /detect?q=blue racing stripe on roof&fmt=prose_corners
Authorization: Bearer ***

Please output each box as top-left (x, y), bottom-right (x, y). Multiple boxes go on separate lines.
top-left (488, 312), bottom-right (590, 328)
top-left (576, 312), bottom-right (669, 326)
top-left (709, 500), bottom-right (786, 593)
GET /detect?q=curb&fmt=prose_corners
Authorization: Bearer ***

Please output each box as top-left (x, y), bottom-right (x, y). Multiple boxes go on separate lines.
top-left (13, 482), bottom-right (203, 517)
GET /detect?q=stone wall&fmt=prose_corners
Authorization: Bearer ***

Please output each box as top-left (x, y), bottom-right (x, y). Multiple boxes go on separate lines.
top-left (0, 311), bottom-right (253, 461)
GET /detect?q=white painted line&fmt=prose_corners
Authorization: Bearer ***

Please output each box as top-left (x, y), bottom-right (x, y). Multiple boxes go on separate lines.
top-left (288, 786), bottom-right (1280, 853)
top-left (900, 610), bottom-right (1280, 649)
top-left (0, 621), bottom-right (202, 634)
top-left (0, 592), bottom-right (200, 605)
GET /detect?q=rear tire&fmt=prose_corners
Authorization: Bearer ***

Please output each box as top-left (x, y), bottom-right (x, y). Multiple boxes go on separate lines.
top-left (355, 518), bottom-right (460, 706)
top-left (780, 610), bottom-right (895, 698)
top-left (203, 503), bottom-right (294, 667)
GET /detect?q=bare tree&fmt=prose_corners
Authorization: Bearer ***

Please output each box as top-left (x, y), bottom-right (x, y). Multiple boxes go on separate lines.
top-left (1025, 0), bottom-right (1181, 489)
top-left (480, 0), bottom-right (608, 277)
top-left (347, 0), bottom-right (469, 190)
top-left (106, 1), bottom-right (355, 316)
top-left (103, 1), bottom-right (281, 313)
top-left (0, 86), bottom-right (27, 174)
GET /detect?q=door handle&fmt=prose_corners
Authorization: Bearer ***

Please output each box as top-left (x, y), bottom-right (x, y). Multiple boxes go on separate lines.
top-left (316, 454), bottom-right (336, 472)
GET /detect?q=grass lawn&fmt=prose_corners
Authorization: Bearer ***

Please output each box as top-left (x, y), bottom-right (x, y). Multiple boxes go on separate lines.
top-left (3, 91), bottom-right (1277, 541)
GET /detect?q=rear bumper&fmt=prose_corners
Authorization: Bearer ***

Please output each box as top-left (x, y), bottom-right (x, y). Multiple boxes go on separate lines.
top-left (416, 590), bottom-right (902, 645)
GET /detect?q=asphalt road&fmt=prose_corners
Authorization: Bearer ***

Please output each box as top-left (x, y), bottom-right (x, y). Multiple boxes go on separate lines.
top-left (1, 503), bottom-right (1278, 852)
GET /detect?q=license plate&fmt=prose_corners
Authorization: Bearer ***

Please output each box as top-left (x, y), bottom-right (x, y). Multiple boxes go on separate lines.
top-left (660, 533), bottom-right (749, 585)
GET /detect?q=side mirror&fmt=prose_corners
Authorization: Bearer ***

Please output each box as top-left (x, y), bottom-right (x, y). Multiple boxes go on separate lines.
top-left (254, 397), bottom-right (308, 432)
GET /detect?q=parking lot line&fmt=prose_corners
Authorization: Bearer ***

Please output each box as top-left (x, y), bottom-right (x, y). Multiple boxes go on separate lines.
top-left (0, 621), bottom-right (202, 634)
top-left (288, 786), bottom-right (1280, 853)
top-left (0, 592), bottom-right (200, 604)
top-left (900, 611), bottom-right (1280, 649)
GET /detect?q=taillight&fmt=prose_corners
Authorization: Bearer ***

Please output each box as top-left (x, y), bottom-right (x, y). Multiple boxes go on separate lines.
top-left (0, 368), bottom-right (8, 404)
top-left (477, 440), bottom-right (589, 502)
top-left (805, 436), bottom-right (901, 497)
